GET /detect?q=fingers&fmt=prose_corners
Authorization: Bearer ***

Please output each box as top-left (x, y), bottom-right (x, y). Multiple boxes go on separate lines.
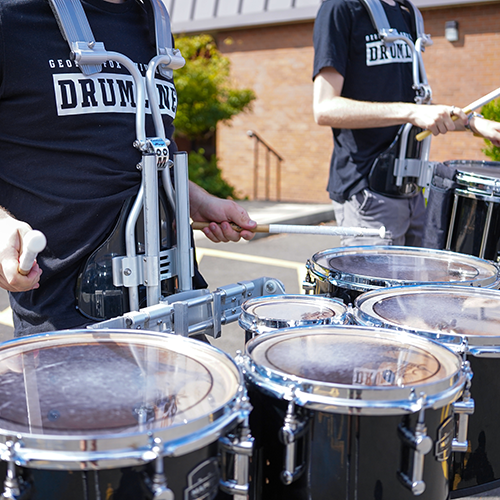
top-left (0, 217), bottom-right (43, 292)
top-left (201, 220), bottom-right (255, 243)
top-left (193, 197), bottom-right (257, 243)
top-left (418, 105), bottom-right (468, 136)
top-left (0, 259), bottom-right (42, 292)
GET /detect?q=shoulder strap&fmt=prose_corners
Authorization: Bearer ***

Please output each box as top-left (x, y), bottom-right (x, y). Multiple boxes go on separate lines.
top-left (47, 0), bottom-right (176, 78)
top-left (359, 0), bottom-right (430, 47)
top-left (47, 0), bottom-right (102, 76)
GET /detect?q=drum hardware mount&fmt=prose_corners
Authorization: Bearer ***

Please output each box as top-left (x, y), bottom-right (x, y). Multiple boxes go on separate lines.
top-left (142, 437), bottom-right (175, 500)
top-left (393, 124), bottom-right (434, 191)
top-left (452, 360), bottom-right (475, 453)
top-left (219, 399), bottom-right (254, 500)
top-left (397, 395), bottom-right (433, 496)
top-left (279, 391), bottom-right (310, 485)
top-left (91, 277), bottom-right (285, 338)
top-left (1, 441), bottom-right (30, 500)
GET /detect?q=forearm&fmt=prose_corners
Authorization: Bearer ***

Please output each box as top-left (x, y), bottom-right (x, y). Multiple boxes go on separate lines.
top-left (314, 96), bottom-right (419, 129)
top-left (313, 67), bottom-right (465, 135)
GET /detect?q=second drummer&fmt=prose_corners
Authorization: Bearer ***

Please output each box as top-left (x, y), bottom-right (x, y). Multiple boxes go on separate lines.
top-left (312, 0), bottom-right (500, 247)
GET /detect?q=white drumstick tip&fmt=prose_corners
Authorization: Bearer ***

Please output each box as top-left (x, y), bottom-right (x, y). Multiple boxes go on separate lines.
top-left (379, 226), bottom-right (386, 239)
top-left (18, 230), bottom-right (47, 276)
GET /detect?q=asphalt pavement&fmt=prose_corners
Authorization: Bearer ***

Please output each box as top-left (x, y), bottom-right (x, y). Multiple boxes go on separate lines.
top-left (0, 201), bottom-right (499, 499)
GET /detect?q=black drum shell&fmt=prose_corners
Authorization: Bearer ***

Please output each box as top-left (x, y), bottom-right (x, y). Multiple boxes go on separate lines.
top-left (0, 443), bottom-right (231, 500)
top-left (451, 355), bottom-right (500, 497)
top-left (248, 384), bottom-right (453, 500)
top-left (447, 190), bottom-right (500, 261)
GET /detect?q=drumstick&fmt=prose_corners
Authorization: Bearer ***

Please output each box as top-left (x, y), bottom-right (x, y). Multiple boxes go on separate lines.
top-left (192, 221), bottom-right (387, 239)
top-left (416, 86), bottom-right (500, 141)
top-left (18, 230), bottom-right (47, 276)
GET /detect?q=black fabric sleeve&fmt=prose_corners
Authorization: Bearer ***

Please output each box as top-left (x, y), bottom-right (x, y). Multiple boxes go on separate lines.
top-left (313, 0), bottom-right (353, 80)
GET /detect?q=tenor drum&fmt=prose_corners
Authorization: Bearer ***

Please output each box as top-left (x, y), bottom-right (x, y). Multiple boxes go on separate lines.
top-left (239, 325), bottom-right (468, 500)
top-left (0, 330), bottom-right (251, 500)
top-left (444, 160), bottom-right (500, 261)
top-left (355, 285), bottom-right (500, 497)
top-left (305, 245), bottom-right (500, 303)
top-left (239, 294), bottom-right (349, 342)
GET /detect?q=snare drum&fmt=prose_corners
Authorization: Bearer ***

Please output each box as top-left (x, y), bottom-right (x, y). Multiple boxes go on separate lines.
top-left (239, 294), bottom-right (349, 342)
top-left (239, 325), bottom-right (467, 500)
top-left (444, 160), bottom-right (500, 261)
top-left (0, 330), bottom-right (251, 500)
top-left (355, 285), bottom-right (500, 497)
top-left (305, 245), bottom-right (500, 303)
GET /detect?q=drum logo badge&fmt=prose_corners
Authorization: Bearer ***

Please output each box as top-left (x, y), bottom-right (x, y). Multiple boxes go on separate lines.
top-left (435, 416), bottom-right (454, 462)
top-left (184, 457), bottom-right (220, 500)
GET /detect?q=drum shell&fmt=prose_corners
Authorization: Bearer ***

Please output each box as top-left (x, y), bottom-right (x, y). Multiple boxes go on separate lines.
top-left (354, 285), bottom-right (500, 497)
top-left (305, 246), bottom-right (500, 304)
top-left (248, 385), bottom-right (453, 500)
top-left (242, 325), bottom-right (467, 500)
top-left (0, 330), bottom-right (246, 500)
top-left (447, 189), bottom-right (500, 261)
top-left (239, 294), bottom-right (350, 342)
top-left (0, 443), bottom-right (231, 500)
top-left (451, 355), bottom-right (500, 497)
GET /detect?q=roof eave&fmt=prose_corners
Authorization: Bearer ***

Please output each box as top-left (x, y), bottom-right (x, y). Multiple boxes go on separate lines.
top-left (171, 5), bottom-right (321, 35)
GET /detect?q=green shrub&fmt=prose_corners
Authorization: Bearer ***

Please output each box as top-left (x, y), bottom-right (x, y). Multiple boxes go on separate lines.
top-left (188, 149), bottom-right (238, 200)
top-left (481, 99), bottom-right (500, 161)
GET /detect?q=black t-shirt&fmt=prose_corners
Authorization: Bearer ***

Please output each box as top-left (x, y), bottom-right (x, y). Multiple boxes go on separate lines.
top-left (0, 0), bottom-right (177, 335)
top-left (313, 0), bottom-right (417, 202)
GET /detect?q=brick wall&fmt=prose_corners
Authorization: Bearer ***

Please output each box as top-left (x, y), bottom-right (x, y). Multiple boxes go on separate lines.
top-left (215, 2), bottom-right (500, 203)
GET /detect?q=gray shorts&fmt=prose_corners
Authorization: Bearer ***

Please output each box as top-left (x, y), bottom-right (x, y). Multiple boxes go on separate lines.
top-left (332, 189), bottom-right (426, 247)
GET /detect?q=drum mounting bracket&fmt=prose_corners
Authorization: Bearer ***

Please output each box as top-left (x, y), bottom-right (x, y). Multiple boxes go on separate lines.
top-left (91, 276), bottom-right (286, 337)
top-left (219, 403), bottom-right (254, 500)
top-left (279, 395), bottom-right (310, 485)
top-left (397, 401), bottom-right (433, 496)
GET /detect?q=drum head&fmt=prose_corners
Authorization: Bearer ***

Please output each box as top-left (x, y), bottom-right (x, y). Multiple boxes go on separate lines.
top-left (239, 295), bottom-right (348, 333)
top-left (356, 285), bottom-right (500, 350)
top-left (244, 325), bottom-right (465, 415)
top-left (310, 246), bottom-right (499, 290)
top-left (0, 330), bottom-right (242, 466)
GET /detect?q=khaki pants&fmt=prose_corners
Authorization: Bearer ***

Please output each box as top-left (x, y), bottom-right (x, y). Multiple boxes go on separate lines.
top-left (332, 188), bottom-right (426, 247)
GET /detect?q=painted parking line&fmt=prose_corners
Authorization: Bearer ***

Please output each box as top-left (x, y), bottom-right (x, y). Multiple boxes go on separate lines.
top-left (0, 307), bottom-right (13, 327)
top-left (196, 247), bottom-right (307, 292)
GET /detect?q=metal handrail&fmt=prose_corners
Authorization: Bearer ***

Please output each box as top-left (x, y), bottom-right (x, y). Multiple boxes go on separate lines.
top-left (247, 130), bottom-right (284, 201)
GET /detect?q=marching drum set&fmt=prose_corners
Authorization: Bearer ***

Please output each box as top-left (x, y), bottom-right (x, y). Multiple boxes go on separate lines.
top-left (3, 1), bottom-right (500, 500)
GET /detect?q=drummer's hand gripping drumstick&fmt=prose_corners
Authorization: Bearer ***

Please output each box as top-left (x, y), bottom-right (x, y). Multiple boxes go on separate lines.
top-left (18, 230), bottom-right (47, 276)
top-left (416, 86), bottom-right (500, 142)
top-left (192, 222), bottom-right (388, 239)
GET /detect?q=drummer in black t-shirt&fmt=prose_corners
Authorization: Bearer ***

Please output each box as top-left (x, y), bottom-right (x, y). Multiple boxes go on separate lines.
top-left (313, 0), bottom-right (500, 247)
top-left (0, 0), bottom-right (257, 336)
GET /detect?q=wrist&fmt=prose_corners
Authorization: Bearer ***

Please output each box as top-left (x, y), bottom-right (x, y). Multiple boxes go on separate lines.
top-left (465, 112), bottom-right (483, 132)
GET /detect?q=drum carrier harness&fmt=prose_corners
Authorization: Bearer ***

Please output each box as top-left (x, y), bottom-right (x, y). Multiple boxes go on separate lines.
top-left (360, 0), bottom-right (435, 197)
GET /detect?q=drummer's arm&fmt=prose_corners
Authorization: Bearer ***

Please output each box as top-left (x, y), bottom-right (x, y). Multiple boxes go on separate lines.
top-left (0, 207), bottom-right (42, 292)
top-left (468, 115), bottom-right (500, 147)
top-left (313, 67), bottom-right (466, 134)
top-left (188, 182), bottom-right (257, 243)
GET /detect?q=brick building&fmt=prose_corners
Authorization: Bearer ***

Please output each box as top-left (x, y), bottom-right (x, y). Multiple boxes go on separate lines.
top-left (167, 0), bottom-right (500, 203)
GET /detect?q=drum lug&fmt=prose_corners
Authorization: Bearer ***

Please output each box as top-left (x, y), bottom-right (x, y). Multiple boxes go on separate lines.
top-left (219, 409), bottom-right (254, 499)
top-left (1, 441), bottom-right (31, 500)
top-left (144, 437), bottom-right (174, 500)
top-left (279, 397), bottom-right (310, 485)
top-left (452, 361), bottom-right (475, 453)
top-left (397, 403), bottom-right (433, 496)
top-left (302, 270), bottom-right (315, 294)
